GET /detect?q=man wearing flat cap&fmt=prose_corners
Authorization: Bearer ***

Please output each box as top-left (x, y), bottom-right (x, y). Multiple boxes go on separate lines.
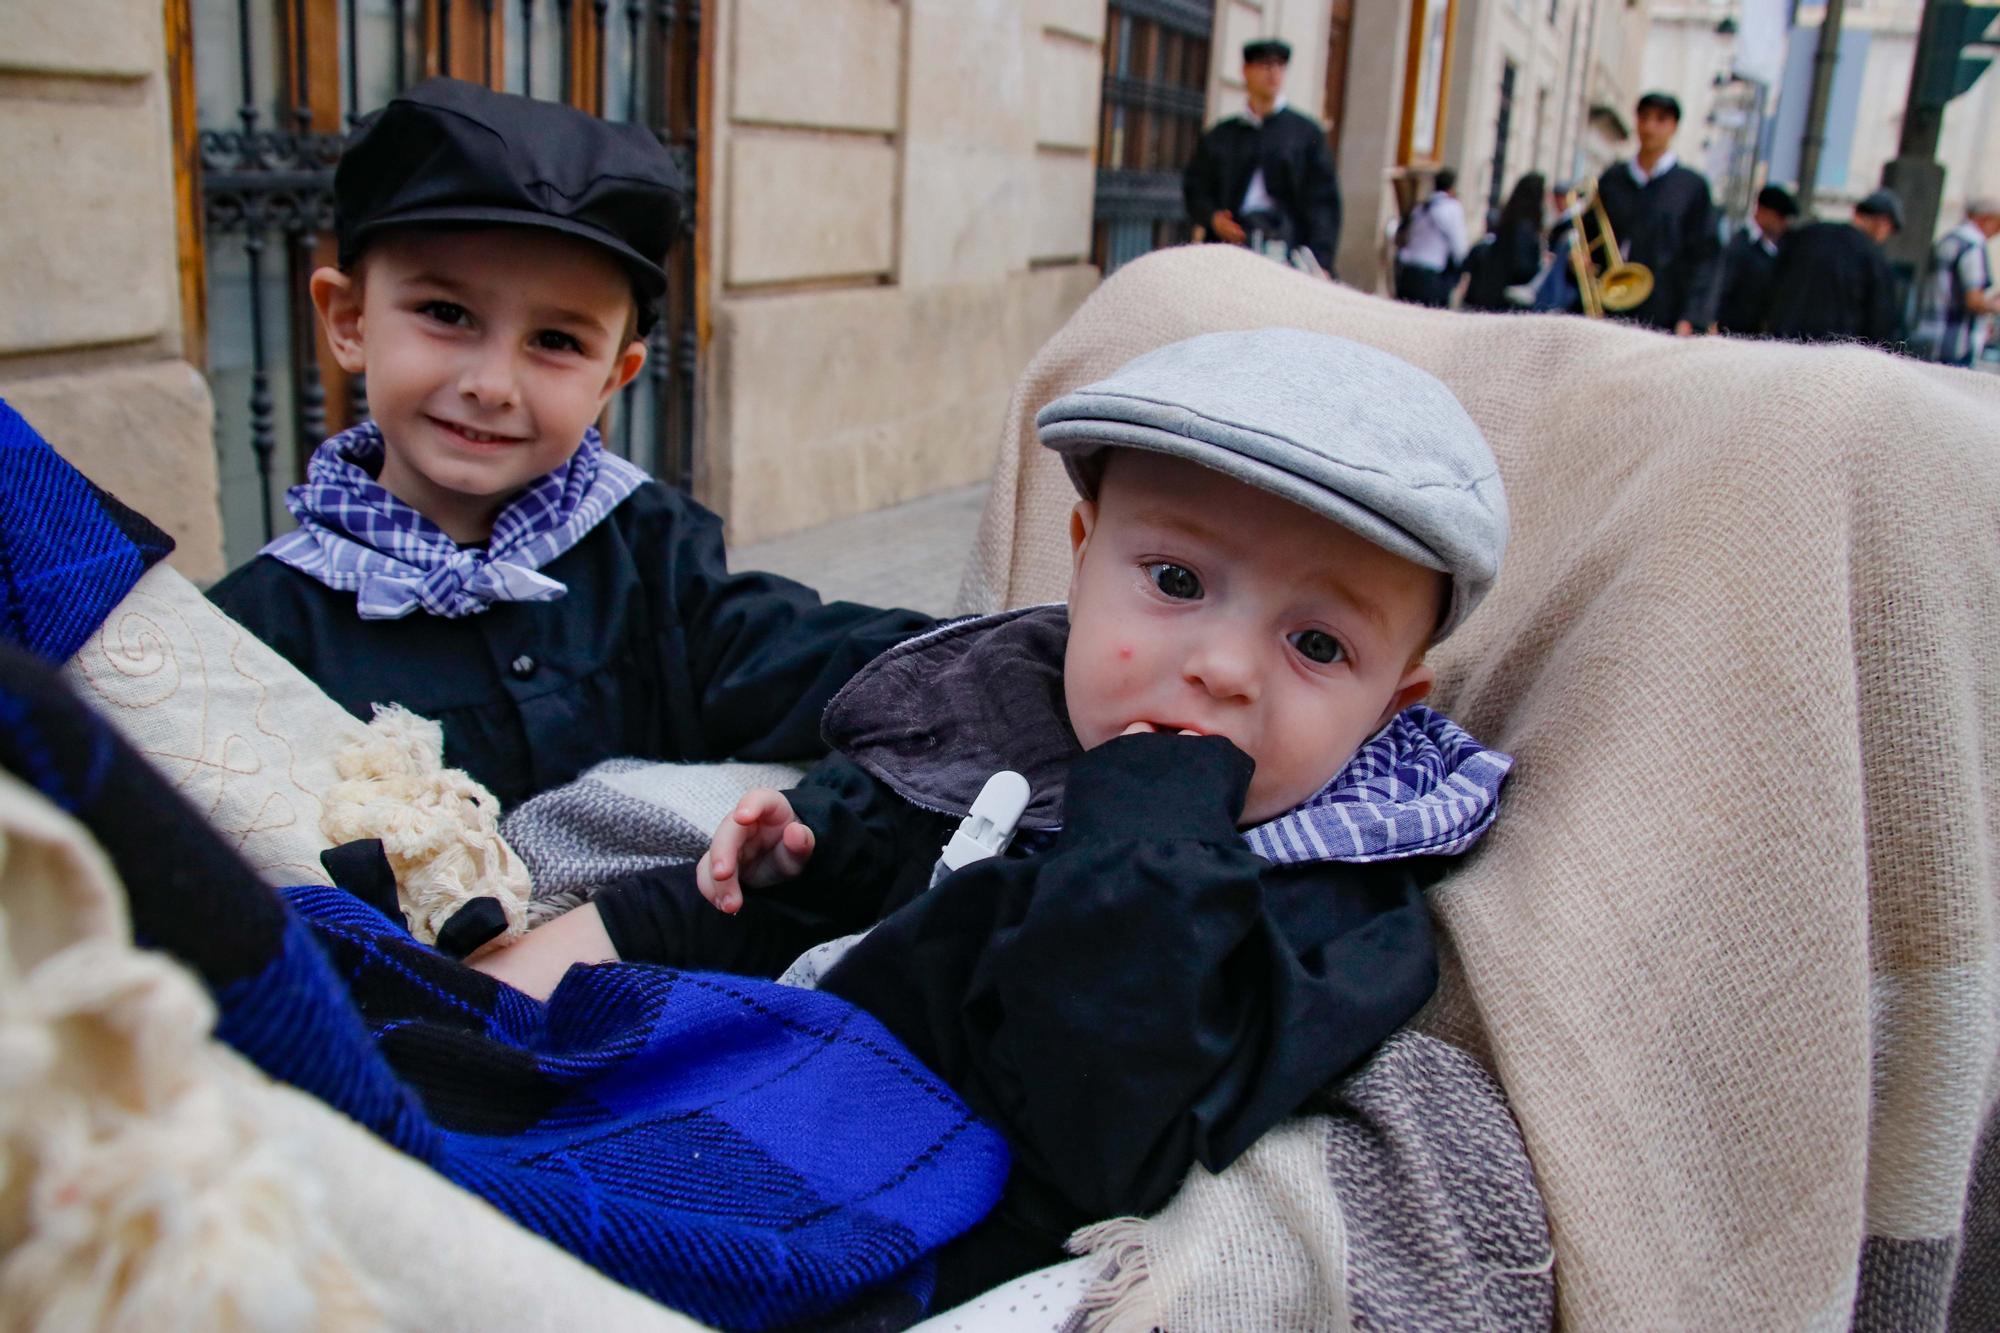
top-left (1182, 38), bottom-right (1343, 276)
top-left (1758, 190), bottom-right (1905, 348)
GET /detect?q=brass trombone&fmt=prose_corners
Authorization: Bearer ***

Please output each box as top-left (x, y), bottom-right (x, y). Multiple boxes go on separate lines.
top-left (1562, 187), bottom-right (1655, 317)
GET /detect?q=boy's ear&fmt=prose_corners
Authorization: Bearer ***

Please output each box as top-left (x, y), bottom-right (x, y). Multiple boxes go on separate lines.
top-left (309, 266), bottom-right (367, 374)
top-left (598, 338), bottom-right (649, 405)
top-left (1376, 660), bottom-right (1435, 729)
top-left (1067, 499), bottom-right (1098, 598)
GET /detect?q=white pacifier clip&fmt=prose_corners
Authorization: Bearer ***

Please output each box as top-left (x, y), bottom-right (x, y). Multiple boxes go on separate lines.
top-left (928, 770), bottom-right (1032, 889)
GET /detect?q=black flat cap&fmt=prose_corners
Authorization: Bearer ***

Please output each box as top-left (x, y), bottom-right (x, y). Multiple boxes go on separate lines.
top-left (1756, 184), bottom-right (1800, 218)
top-left (334, 78), bottom-right (686, 329)
top-left (1635, 90), bottom-right (1682, 121)
top-left (1856, 188), bottom-right (1905, 231)
top-left (1243, 39), bottom-right (1291, 63)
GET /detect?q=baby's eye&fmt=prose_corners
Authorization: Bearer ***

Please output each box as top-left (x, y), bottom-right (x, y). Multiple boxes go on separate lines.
top-left (1289, 630), bottom-right (1345, 664)
top-left (533, 329), bottom-right (584, 354)
top-left (418, 300), bottom-right (470, 327)
top-left (1144, 562), bottom-right (1203, 600)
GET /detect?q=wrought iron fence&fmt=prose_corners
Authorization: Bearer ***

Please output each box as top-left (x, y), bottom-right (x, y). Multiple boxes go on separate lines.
top-left (190, 0), bottom-right (700, 565)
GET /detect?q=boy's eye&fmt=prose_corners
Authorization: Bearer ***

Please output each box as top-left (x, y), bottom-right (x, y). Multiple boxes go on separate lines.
top-left (1289, 630), bottom-right (1345, 664)
top-left (1144, 563), bottom-right (1203, 600)
top-left (533, 329), bottom-right (584, 354)
top-left (418, 300), bottom-right (470, 327)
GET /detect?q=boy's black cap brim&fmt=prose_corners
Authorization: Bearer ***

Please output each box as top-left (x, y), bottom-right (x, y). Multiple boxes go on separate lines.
top-left (341, 206), bottom-right (670, 297)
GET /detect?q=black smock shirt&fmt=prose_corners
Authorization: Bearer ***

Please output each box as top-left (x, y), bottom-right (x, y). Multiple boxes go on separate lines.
top-left (592, 607), bottom-right (1442, 1299)
top-left (1182, 106), bottom-right (1343, 274)
top-left (1592, 161), bottom-right (1720, 330)
top-left (1758, 221), bottom-right (1901, 348)
top-left (1711, 226), bottom-right (1781, 335)
top-left (207, 481), bottom-right (934, 807)
top-left (1462, 219), bottom-right (1543, 311)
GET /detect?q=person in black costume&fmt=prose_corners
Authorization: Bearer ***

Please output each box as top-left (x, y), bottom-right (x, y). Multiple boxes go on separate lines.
top-left (209, 79), bottom-right (931, 811)
top-left (476, 330), bottom-right (1516, 1299)
top-left (1759, 190), bottom-right (1904, 349)
top-left (1182, 39), bottom-right (1343, 274)
top-left (1710, 184), bottom-right (1798, 335)
top-left (1462, 173), bottom-right (1548, 312)
top-left (1591, 92), bottom-right (1720, 334)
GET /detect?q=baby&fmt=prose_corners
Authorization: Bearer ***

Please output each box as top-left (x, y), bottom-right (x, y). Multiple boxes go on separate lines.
top-left (479, 328), bottom-right (1513, 1293)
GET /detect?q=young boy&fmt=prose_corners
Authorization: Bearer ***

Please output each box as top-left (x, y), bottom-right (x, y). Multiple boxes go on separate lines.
top-left (209, 78), bottom-right (931, 810)
top-left (478, 328), bottom-right (1514, 1293)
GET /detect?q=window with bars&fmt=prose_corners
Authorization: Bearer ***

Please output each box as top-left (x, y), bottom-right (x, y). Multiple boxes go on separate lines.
top-left (1090, 0), bottom-right (1213, 274)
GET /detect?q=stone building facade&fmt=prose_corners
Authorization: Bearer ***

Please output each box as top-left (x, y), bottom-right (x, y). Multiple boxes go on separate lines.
top-left (5, 0), bottom-right (1664, 564)
top-left (1642, 0), bottom-right (1999, 234)
top-left (700, 0), bottom-right (1103, 542)
top-left (3, 0), bottom-right (223, 580)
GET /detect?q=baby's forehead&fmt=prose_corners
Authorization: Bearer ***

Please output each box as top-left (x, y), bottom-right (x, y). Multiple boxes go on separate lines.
top-left (1090, 452), bottom-right (1446, 626)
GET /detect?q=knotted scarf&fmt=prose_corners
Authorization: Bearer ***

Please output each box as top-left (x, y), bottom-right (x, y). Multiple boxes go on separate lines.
top-left (264, 421), bottom-right (648, 619)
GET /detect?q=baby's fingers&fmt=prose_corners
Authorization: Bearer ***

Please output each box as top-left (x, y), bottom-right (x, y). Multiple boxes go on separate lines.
top-left (743, 822), bottom-right (815, 888)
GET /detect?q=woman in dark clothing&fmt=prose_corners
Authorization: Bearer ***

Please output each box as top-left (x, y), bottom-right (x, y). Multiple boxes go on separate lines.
top-left (1462, 173), bottom-right (1548, 312)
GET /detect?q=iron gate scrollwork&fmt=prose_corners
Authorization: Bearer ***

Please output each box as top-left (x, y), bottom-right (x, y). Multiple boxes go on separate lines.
top-left (189, 0), bottom-right (701, 564)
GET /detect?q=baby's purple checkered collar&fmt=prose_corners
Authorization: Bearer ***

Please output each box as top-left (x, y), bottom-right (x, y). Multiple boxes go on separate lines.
top-left (828, 606), bottom-right (1513, 865)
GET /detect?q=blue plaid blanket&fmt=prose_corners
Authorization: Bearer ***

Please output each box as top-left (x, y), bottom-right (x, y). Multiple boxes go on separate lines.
top-left (0, 398), bottom-right (173, 662)
top-left (0, 406), bottom-right (1009, 1330)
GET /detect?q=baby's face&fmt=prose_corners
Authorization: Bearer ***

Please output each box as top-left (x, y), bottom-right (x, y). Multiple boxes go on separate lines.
top-left (1064, 452), bottom-right (1442, 826)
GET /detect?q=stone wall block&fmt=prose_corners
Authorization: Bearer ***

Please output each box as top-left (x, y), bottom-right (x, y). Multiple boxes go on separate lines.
top-left (0, 96), bottom-right (177, 354)
top-left (726, 132), bottom-right (897, 286)
top-left (899, 0), bottom-right (1034, 285)
top-left (1034, 0), bottom-right (1106, 43)
top-left (1034, 33), bottom-right (1102, 150)
top-left (730, 0), bottom-right (902, 132)
top-left (714, 266), bottom-right (1097, 542)
top-left (7, 0), bottom-right (161, 78)
top-left (3, 361), bottom-right (224, 582)
top-left (1029, 152), bottom-right (1095, 261)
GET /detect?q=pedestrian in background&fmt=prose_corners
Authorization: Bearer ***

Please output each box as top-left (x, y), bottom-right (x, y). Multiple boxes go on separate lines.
top-left (1711, 184), bottom-right (1798, 336)
top-left (1592, 92), bottom-right (1720, 335)
top-left (1462, 173), bottom-right (1547, 312)
top-left (1394, 168), bottom-right (1469, 308)
top-left (1182, 39), bottom-right (1342, 276)
top-left (1911, 197), bottom-right (2000, 366)
top-left (1759, 190), bottom-right (1904, 349)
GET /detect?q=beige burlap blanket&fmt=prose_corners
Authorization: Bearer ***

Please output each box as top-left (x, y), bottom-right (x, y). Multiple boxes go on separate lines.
top-left (962, 244), bottom-right (2000, 1330)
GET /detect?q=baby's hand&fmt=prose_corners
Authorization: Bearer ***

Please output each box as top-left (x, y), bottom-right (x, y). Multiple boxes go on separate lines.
top-left (698, 788), bottom-right (816, 913)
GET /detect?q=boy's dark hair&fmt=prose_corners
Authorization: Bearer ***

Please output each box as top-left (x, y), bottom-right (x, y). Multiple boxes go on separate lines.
top-left (1635, 91), bottom-right (1681, 123)
top-left (1242, 38), bottom-right (1291, 64)
top-left (1435, 168), bottom-right (1458, 194)
top-left (1756, 184), bottom-right (1800, 219)
top-left (334, 78), bottom-right (686, 335)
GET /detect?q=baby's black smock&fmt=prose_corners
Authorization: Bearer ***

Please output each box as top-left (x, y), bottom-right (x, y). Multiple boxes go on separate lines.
top-left (207, 481), bottom-right (933, 806)
top-left (591, 605), bottom-right (1444, 1296)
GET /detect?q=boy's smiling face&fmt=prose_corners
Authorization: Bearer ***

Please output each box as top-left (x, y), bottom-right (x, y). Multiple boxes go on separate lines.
top-left (311, 227), bottom-right (647, 542)
top-left (1064, 451), bottom-right (1443, 826)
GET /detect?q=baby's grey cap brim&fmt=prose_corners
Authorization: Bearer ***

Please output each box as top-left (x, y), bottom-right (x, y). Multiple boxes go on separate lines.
top-left (1035, 329), bottom-right (1508, 640)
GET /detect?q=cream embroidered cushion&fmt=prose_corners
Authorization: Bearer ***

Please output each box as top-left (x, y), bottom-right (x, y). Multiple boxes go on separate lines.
top-left (59, 562), bottom-right (366, 886)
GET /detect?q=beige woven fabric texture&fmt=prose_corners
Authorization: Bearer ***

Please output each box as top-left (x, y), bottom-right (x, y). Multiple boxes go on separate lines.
top-left (959, 243), bottom-right (2000, 1328)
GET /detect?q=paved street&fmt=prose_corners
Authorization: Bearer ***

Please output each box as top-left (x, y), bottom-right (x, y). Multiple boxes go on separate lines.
top-left (731, 483), bottom-right (990, 617)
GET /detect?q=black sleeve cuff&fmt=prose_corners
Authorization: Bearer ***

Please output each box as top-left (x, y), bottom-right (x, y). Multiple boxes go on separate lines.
top-left (1058, 732), bottom-right (1253, 846)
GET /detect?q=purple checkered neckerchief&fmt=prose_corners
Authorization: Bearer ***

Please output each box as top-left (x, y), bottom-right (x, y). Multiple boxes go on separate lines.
top-left (263, 420), bottom-right (648, 619)
top-left (1009, 704), bottom-right (1509, 865)
top-left (1243, 704), bottom-right (1512, 864)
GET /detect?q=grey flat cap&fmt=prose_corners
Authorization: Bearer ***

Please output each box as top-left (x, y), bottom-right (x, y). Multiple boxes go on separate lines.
top-left (1036, 328), bottom-right (1508, 640)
